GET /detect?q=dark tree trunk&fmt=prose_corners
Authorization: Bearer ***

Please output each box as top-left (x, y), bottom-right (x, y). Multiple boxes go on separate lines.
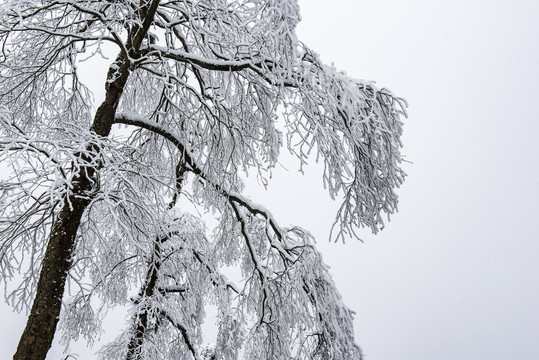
top-left (13, 58), bottom-right (130, 360)
top-left (13, 195), bottom-right (91, 360)
top-left (13, 2), bottom-right (161, 358)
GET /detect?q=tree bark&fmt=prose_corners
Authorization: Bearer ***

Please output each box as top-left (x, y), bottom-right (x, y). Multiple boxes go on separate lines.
top-left (13, 57), bottom-right (130, 360)
top-left (13, 195), bottom-right (92, 360)
top-left (13, 2), bottom-right (162, 358)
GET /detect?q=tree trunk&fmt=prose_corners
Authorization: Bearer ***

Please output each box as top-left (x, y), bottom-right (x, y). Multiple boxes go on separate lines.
top-left (13, 2), bottom-right (161, 357)
top-left (13, 196), bottom-right (92, 360)
top-left (13, 57), bottom-right (130, 360)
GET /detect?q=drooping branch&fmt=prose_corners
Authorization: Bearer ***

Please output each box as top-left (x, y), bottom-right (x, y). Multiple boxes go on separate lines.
top-left (158, 308), bottom-right (199, 360)
top-left (113, 113), bottom-right (327, 336)
top-left (114, 114), bottom-right (284, 234)
top-left (126, 158), bottom-right (187, 360)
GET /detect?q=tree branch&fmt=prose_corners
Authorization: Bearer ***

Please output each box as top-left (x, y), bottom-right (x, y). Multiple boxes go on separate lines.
top-left (158, 308), bottom-right (199, 360)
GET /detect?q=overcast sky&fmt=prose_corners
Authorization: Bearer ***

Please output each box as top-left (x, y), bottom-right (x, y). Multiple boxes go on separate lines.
top-left (292, 1), bottom-right (539, 359)
top-left (1, 1), bottom-right (538, 359)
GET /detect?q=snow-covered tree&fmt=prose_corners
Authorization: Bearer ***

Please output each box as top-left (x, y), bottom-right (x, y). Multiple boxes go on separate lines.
top-left (0, 1), bottom-right (407, 359)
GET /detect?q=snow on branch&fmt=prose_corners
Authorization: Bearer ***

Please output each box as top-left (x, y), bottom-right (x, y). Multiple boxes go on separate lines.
top-left (147, 45), bottom-right (256, 71)
top-left (284, 47), bottom-right (408, 239)
top-left (114, 112), bottom-right (288, 250)
top-left (114, 111), bottom-right (362, 358)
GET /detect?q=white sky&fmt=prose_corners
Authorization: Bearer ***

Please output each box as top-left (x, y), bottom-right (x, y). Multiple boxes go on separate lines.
top-left (1, 1), bottom-right (538, 359)
top-left (291, 1), bottom-right (539, 359)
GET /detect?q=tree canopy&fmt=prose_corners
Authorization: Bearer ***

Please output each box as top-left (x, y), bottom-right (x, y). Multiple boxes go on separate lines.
top-left (0, 1), bottom-right (407, 359)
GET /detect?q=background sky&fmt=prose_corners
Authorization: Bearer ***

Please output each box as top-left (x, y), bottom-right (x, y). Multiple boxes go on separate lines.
top-left (1, 0), bottom-right (539, 359)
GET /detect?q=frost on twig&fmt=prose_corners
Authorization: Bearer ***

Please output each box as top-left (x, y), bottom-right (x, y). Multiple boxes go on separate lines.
top-left (283, 48), bottom-right (407, 240)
